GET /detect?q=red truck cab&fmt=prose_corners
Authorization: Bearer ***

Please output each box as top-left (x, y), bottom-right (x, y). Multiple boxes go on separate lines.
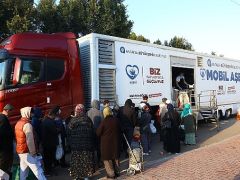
top-left (0, 32), bottom-right (84, 125)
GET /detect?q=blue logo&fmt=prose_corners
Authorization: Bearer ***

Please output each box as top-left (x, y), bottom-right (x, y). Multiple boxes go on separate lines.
top-left (125, 65), bottom-right (139, 80)
top-left (200, 68), bottom-right (206, 79)
top-left (120, 47), bottom-right (125, 53)
top-left (207, 59), bottom-right (211, 67)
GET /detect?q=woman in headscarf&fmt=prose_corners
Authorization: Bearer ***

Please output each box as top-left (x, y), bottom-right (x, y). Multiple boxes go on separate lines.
top-left (67, 104), bottom-right (95, 179)
top-left (138, 104), bottom-right (152, 155)
top-left (181, 103), bottom-right (196, 145)
top-left (119, 99), bottom-right (137, 157)
top-left (15, 107), bottom-right (46, 180)
top-left (162, 104), bottom-right (181, 153)
top-left (87, 99), bottom-right (103, 168)
top-left (97, 107), bottom-right (120, 179)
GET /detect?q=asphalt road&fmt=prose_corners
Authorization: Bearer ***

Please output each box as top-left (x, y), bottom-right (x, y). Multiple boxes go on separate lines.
top-left (49, 117), bottom-right (240, 180)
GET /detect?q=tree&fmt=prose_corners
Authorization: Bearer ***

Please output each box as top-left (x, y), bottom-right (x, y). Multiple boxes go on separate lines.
top-left (153, 39), bottom-right (161, 45)
top-left (168, 36), bottom-right (193, 50)
top-left (36, 0), bottom-right (60, 33)
top-left (57, 0), bottom-right (87, 34)
top-left (163, 40), bottom-right (169, 46)
top-left (0, 0), bottom-right (35, 38)
top-left (211, 51), bottom-right (216, 56)
top-left (128, 32), bottom-right (150, 42)
top-left (95, 0), bottom-right (133, 38)
top-left (36, 0), bottom-right (133, 37)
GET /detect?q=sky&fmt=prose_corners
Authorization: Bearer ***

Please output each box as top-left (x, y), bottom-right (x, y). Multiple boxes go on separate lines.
top-left (34, 0), bottom-right (240, 60)
top-left (123, 0), bottom-right (240, 60)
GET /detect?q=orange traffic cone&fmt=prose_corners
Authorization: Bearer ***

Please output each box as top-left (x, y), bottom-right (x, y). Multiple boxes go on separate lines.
top-left (236, 108), bottom-right (240, 121)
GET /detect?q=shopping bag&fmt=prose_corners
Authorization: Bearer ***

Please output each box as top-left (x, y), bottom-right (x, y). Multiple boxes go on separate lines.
top-left (150, 120), bottom-right (157, 134)
top-left (56, 135), bottom-right (64, 160)
top-left (0, 169), bottom-right (9, 180)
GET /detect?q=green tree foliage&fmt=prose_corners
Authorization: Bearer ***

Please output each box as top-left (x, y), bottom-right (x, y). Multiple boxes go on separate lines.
top-left (0, 0), bottom-right (35, 38)
top-left (211, 51), bottom-right (216, 56)
top-left (96, 0), bottom-right (133, 37)
top-left (163, 40), bottom-right (169, 46)
top-left (56, 0), bottom-right (88, 34)
top-left (36, 0), bottom-right (61, 33)
top-left (168, 36), bottom-right (193, 50)
top-left (0, 0), bottom-right (132, 40)
top-left (36, 0), bottom-right (133, 37)
top-left (128, 32), bottom-right (150, 42)
top-left (153, 39), bottom-right (161, 45)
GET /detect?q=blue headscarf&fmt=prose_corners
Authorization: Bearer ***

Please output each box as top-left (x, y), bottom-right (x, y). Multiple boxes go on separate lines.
top-left (181, 103), bottom-right (192, 118)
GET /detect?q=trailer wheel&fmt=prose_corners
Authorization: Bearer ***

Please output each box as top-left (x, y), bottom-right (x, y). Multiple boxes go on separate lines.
top-left (217, 110), bottom-right (223, 120)
top-left (225, 109), bottom-right (231, 119)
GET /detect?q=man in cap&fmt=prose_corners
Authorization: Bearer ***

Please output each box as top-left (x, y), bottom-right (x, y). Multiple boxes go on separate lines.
top-left (0, 104), bottom-right (14, 178)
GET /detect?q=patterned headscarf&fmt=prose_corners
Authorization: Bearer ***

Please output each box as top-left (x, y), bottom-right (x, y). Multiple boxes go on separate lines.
top-left (103, 107), bottom-right (113, 118)
top-left (181, 103), bottom-right (192, 118)
top-left (74, 104), bottom-right (85, 117)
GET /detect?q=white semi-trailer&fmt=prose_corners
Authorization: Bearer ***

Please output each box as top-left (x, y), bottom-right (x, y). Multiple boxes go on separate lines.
top-left (78, 33), bottom-right (240, 126)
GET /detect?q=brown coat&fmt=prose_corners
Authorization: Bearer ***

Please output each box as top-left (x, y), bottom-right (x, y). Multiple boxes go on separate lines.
top-left (96, 115), bottom-right (120, 160)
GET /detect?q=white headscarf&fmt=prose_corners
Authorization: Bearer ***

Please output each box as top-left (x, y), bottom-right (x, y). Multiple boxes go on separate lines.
top-left (20, 107), bottom-right (32, 119)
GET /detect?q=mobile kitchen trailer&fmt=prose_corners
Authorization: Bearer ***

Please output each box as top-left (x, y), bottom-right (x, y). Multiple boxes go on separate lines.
top-left (78, 33), bottom-right (240, 126)
top-left (1, 32), bottom-right (239, 126)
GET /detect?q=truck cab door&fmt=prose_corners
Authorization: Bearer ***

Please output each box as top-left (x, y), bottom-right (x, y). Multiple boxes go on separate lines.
top-left (4, 57), bottom-right (46, 124)
top-left (45, 58), bottom-right (72, 118)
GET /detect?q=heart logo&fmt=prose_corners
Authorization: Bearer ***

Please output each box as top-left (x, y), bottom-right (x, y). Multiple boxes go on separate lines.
top-left (200, 68), bottom-right (205, 78)
top-left (125, 65), bottom-right (139, 80)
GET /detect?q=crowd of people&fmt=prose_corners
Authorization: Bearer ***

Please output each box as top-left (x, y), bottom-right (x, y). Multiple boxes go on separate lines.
top-left (0, 95), bottom-right (197, 180)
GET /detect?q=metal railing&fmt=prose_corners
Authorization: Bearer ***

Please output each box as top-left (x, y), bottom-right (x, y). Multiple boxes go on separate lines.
top-left (196, 90), bottom-right (217, 111)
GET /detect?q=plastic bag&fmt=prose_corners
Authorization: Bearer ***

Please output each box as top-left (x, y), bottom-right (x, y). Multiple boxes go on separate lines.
top-left (55, 135), bottom-right (64, 160)
top-left (0, 169), bottom-right (9, 180)
top-left (150, 120), bottom-right (156, 134)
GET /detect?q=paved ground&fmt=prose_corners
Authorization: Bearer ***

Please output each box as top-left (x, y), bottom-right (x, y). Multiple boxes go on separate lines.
top-left (120, 132), bottom-right (240, 180)
top-left (49, 117), bottom-right (240, 180)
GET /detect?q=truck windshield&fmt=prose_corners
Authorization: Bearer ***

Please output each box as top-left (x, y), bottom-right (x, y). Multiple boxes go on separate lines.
top-left (0, 60), bottom-right (6, 90)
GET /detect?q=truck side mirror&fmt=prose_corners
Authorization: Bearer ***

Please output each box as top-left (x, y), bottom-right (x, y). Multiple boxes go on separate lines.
top-left (12, 58), bottom-right (21, 85)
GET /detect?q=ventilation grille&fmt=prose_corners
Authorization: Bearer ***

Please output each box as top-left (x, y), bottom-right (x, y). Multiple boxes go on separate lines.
top-left (80, 44), bottom-right (91, 109)
top-left (99, 68), bottom-right (116, 104)
top-left (98, 39), bottom-right (115, 64)
top-left (197, 56), bottom-right (203, 67)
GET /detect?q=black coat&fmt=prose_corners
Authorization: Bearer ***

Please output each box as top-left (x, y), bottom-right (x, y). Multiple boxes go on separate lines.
top-left (139, 111), bottom-right (152, 134)
top-left (0, 114), bottom-right (14, 152)
top-left (162, 110), bottom-right (181, 153)
top-left (41, 116), bottom-right (58, 148)
top-left (67, 116), bottom-right (95, 152)
top-left (0, 114), bottom-right (14, 172)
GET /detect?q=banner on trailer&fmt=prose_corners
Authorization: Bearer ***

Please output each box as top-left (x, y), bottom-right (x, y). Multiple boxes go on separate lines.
top-left (115, 41), bottom-right (171, 106)
top-left (196, 57), bottom-right (240, 105)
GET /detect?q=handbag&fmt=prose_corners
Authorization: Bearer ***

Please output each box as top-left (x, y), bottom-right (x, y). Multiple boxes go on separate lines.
top-left (56, 134), bottom-right (64, 160)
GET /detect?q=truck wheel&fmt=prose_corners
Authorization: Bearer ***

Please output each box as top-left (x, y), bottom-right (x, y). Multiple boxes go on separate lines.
top-left (225, 109), bottom-right (231, 119)
top-left (216, 110), bottom-right (223, 120)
